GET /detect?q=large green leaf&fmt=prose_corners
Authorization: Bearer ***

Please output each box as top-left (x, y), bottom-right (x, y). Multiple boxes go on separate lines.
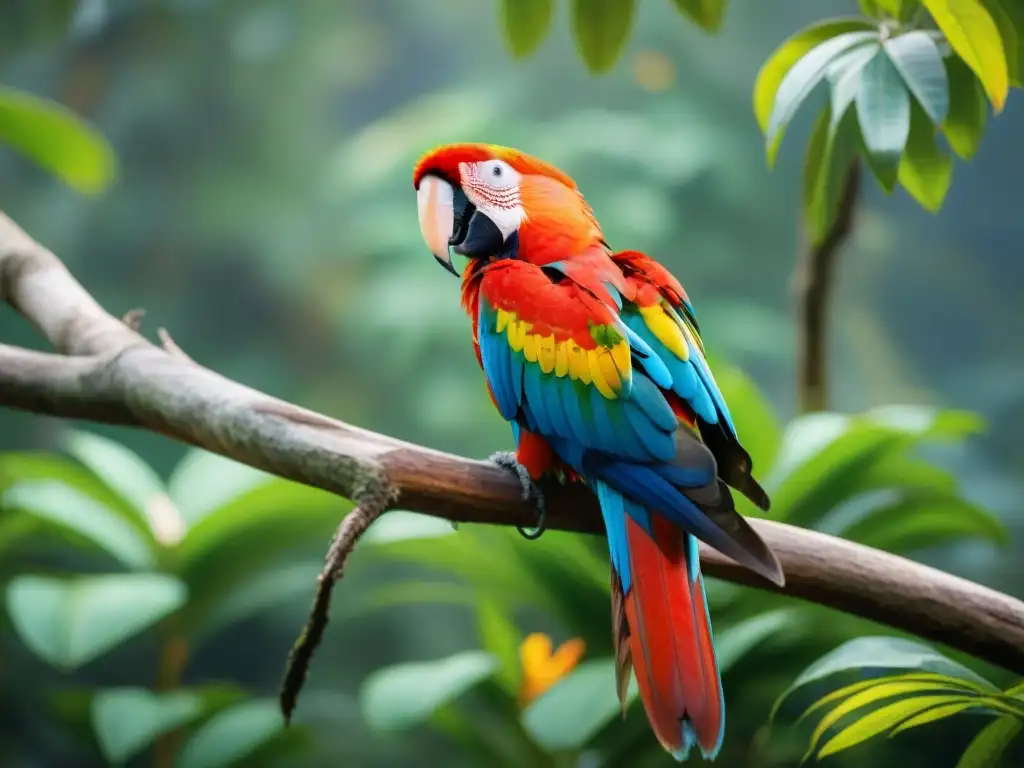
top-left (360, 651), bottom-right (498, 732)
top-left (569, 0), bottom-right (636, 73)
top-left (922, 0), bottom-right (1008, 111)
top-left (777, 637), bottom-right (995, 715)
top-left (944, 55), bottom-right (989, 159)
top-left (898, 100), bottom-right (954, 211)
top-left (174, 479), bottom-right (343, 631)
top-left (6, 573), bottom-right (187, 669)
top-left (768, 407), bottom-right (981, 527)
top-left (3, 480), bottom-right (155, 569)
top-left (668, 0), bottom-right (727, 32)
top-left (167, 449), bottom-right (272, 527)
top-left (766, 31), bottom-right (880, 164)
top-left (856, 49), bottom-right (912, 191)
top-left (177, 699), bottom-right (287, 768)
top-left (63, 431), bottom-right (166, 529)
top-left (754, 18), bottom-right (876, 134)
top-left (827, 43), bottom-right (879, 130)
top-left (521, 658), bottom-right (637, 751)
top-left (885, 30), bottom-right (950, 124)
top-left (92, 688), bottom-right (202, 764)
top-left (0, 88), bottom-right (116, 195)
top-left (838, 492), bottom-right (1007, 552)
top-left (363, 513), bottom-right (556, 615)
top-left (191, 560), bottom-right (323, 642)
top-left (956, 715), bottom-right (1023, 768)
top-left (500, 0), bottom-right (555, 59)
top-left (715, 609), bottom-right (805, 672)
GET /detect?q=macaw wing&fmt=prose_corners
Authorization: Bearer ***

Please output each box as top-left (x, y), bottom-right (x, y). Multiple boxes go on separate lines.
top-left (613, 250), bottom-right (767, 510)
top-left (476, 258), bottom-right (681, 466)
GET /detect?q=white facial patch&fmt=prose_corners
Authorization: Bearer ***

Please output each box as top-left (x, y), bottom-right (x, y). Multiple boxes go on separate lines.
top-left (459, 160), bottom-right (526, 241)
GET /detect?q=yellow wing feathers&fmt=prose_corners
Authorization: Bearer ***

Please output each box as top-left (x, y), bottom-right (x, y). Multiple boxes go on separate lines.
top-left (638, 304), bottom-right (689, 361)
top-left (496, 308), bottom-right (630, 399)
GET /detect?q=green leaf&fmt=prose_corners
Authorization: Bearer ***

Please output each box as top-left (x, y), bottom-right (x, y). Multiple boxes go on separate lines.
top-left (363, 515), bottom-right (555, 614)
top-left (889, 699), bottom-right (987, 733)
top-left (521, 658), bottom-right (637, 751)
top-left (63, 431), bottom-right (166, 527)
top-left (857, 49), bottom-right (912, 191)
top-left (803, 106), bottom-right (861, 246)
top-left (769, 407), bottom-right (980, 527)
top-left (175, 479), bottom-right (343, 631)
top-left (177, 699), bottom-right (285, 768)
top-left (828, 43), bottom-right (880, 129)
top-left (668, 0), bottom-right (727, 32)
top-left (168, 449), bottom-right (272, 527)
top-left (715, 609), bottom-right (803, 672)
top-left (92, 688), bottom-right (202, 764)
top-left (476, 597), bottom-right (522, 696)
top-left (956, 715), bottom-right (1023, 768)
top-left (754, 18), bottom-right (876, 133)
top-left (886, 31), bottom-right (950, 124)
top-left (877, 0), bottom-right (920, 22)
top-left (6, 573), bottom-right (187, 670)
top-left (0, 452), bottom-right (143, 522)
top-left (360, 651), bottom-right (497, 732)
top-left (839, 493), bottom-right (1006, 552)
top-left (780, 637), bottom-right (995, 707)
top-left (569, 0), bottom-right (636, 73)
top-left (192, 560), bottom-right (323, 642)
top-left (362, 510), bottom-right (457, 545)
top-left (816, 694), bottom-right (974, 759)
top-left (780, 672), bottom-right (986, 721)
top-left (500, 0), bottom-right (555, 58)
top-left (982, 0), bottom-right (1022, 87)
top-left (859, 0), bottom-right (885, 17)
top-left (3, 481), bottom-right (154, 569)
top-left (898, 100), bottom-right (954, 211)
top-left (0, 88), bottom-right (116, 195)
top-left (922, 0), bottom-right (1009, 111)
top-left (944, 55), bottom-right (989, 159)
top-left (766, 31), bottom-right (880, 164)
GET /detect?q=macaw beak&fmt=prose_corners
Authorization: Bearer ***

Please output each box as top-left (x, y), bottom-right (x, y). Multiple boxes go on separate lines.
top-left (416, 175), bottom-right (459, 276)
top-left (417, 174), bottom-right (509, 275)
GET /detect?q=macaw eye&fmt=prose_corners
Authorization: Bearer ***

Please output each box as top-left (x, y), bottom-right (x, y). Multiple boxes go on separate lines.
top-left (483, 160), bottom-right (517, 190)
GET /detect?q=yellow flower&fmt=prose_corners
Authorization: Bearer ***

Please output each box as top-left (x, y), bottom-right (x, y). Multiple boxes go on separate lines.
top-left (518, 632), bottom-right (585, 707)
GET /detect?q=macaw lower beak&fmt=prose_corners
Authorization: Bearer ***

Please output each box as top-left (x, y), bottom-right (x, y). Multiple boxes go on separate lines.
top-left (416, 175), bottom-right (459, 276)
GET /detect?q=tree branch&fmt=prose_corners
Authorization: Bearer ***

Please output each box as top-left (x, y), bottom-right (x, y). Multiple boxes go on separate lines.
top-left (1, 211), bottom-right (1022, 702)
top-left (794, 161), bottom-right (861, 413)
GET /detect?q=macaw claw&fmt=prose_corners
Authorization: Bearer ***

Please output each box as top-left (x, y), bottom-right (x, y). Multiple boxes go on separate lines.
top-left (489, 450), bottom-right (547, 540)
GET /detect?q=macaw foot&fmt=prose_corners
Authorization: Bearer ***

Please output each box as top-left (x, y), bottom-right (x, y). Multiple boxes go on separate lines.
top-left (489, 450), bottom-right (547, 540)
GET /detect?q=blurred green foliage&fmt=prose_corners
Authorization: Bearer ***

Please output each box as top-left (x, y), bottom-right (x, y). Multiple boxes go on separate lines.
top-left (1, 0), bottom-right (1023, 766)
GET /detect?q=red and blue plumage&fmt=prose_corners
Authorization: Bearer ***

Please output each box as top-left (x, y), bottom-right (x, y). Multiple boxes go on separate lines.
top-left (414, 144), bottom-right (783, 761)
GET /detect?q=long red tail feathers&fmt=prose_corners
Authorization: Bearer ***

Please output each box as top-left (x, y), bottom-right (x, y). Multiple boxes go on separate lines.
top-left (619, 513), bottom-right (724, 761)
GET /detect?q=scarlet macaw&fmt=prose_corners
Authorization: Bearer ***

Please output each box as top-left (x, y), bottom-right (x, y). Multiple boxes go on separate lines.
top-left (413, 143), bottom-right (783, 761)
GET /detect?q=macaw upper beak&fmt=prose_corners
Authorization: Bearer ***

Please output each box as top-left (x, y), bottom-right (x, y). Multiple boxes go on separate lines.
top-left (416, 175), bottom-right (459, 276)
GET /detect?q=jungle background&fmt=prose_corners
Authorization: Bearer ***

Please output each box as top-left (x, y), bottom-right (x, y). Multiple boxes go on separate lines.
top-left (0, 0), bottom-right (1022, 766)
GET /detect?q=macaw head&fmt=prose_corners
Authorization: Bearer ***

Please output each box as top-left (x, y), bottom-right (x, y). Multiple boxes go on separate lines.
top-left (413, 143), bottom-right (602, 275)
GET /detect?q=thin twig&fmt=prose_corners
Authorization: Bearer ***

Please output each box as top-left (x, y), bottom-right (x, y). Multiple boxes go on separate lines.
top-left (158, 327), bottom-right (193, 362)
top-left (793, 160), bottom-right (861, 413)
top-left (280, 478), bottom-right (395, 723)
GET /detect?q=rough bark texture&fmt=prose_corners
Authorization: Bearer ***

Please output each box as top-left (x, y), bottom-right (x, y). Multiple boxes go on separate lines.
top-left (1, 209), bottom-right (1022, 679)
